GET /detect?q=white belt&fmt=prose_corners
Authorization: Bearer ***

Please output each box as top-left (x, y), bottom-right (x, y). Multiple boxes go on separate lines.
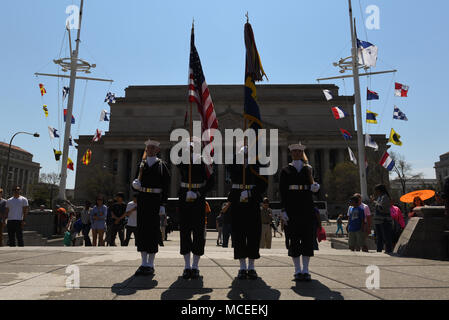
top-left (180, 182), bottom-right (206, 189)
top-left (232, 184), bottom-right (255, 190)
top-left (140, 187), bottom-right (162, 193)
top-left (289, 185), bottom-right (310, 191)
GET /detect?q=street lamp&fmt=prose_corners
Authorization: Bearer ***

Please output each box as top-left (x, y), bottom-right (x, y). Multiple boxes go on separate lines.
top-left (2, 131), bottom-right (39, 196)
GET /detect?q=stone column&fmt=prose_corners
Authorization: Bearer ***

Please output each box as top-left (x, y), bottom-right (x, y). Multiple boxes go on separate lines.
top-left (218, 164), bottom-right (224, 197)
top-left (308, 148), bottom-right (315, 168)
top-left (281, 145), bottom-right (288, 169)
top-left (117, 149), bottom-right (126, 189)
top-left (170, 165), bottom-right (178, 198)
top-left (103, 149), bottom-right (111, 171)
top-left (268, 175), bottom-right (274, 200)
top-left (337, 148), bottom-right (345, 165)
top-left (323, 148), bottom-right (330, 183)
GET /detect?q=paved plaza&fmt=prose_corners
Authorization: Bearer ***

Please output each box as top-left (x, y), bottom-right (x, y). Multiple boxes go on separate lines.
top-left (0, 231), bottom-right (448, 300)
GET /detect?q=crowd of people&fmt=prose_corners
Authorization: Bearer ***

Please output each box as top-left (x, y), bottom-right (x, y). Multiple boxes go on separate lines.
top-left (1, 137), bottom-right (448, 285)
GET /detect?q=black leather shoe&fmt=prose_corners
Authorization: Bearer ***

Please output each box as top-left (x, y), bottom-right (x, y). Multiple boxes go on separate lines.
top-left (134, 266), bottom-right (147, 276)
top-left (145, 266), bottom-right (155, 276)
top-left (247, 269), bottom-right (258, 280)
top-left (182, 268), bottom-right (192, 279)
top-left (237, 269), bottom-right (247, 280)
top-left (294, 273), bottom-right (304, 281)
top-left (191, 269), bottom-right (200, 279)
top-left (303, 273), bottom-right (312, 281)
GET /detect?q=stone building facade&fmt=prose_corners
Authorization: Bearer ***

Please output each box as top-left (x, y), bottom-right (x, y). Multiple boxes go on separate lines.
top-left (435, 152), bottom-right (449, 190)
top-left (0, 142), bottom-right (40, 197)
top-left (74, 84), bottom-right (389, 202)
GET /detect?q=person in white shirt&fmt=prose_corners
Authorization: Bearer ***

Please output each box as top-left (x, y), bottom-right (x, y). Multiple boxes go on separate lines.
top-left (124, 194), bottom-right (138, 246)
top-left (4, 186), bottom-right (29, 247)
top-left (352, 193), bottom-right (372, 252)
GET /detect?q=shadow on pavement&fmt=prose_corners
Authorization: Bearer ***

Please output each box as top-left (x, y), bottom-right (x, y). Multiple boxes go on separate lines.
top-left (291, 279), bottom-right (344, 300)
top-left (111, 274), bottom-right (158, 296)
top-left (227, 277), bottom-right (281, 300)
top-left (161, 276), bottom-right (213, 300)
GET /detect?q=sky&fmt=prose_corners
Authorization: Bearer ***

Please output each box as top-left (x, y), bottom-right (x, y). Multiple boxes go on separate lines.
top-left (1, 0), bottom-right (448, 189)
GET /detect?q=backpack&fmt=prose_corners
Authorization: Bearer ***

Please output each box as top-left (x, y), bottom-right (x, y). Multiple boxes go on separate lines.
top-left (63, 231), bottom-right (72, 246)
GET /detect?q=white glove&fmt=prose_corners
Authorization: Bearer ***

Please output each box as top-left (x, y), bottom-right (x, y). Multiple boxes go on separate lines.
top-left (240, 190), bottom-right (250, 202)
top-left (159, 206), bottom-right (166, 215)
top-left (281, 211), bottom-right (289, 224)
top-left (311, 183), bottom-right (320, 193)
top-left (132, 179), bottom-right (141, 190)
top-left (186, 191), bottom-right (197, 201)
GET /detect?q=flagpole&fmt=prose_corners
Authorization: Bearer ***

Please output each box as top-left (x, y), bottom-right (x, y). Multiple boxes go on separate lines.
top-left (189, 101), bottom-right (193, 191)
top-left (57, 0), bottom-right (84, 201)
top-left (348, 0), bottom-right (369, 201)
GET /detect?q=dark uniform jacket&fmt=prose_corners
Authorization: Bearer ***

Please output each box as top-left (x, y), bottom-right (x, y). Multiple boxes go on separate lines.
top-left (177, 160), bottom-right (215, 202)
top-left (226, 163), bottom-right (267, 205)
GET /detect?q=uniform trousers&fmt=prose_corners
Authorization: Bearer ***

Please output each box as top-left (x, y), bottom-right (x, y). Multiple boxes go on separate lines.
top-left (230, 201), bottom-right (261, 260)
top-left (179, 199), bottom-right (206, 256)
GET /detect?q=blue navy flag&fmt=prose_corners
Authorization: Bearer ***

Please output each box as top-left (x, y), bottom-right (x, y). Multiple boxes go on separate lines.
top-left (104, 92), bottom-right (116, 104)
top-left (367, 88), bottom-right (379, 100)
top-left (393, 106), bottom-right (408, 121)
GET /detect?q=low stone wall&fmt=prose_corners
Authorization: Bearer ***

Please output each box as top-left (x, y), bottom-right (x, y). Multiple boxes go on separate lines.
top-left (24, 210), bottom-right (56, 238)
top-left (394, 206), bottom-right (449, 260)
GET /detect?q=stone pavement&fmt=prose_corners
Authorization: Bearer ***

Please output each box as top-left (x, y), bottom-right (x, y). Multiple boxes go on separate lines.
top-left (0, 231), bottom-right (449, 300)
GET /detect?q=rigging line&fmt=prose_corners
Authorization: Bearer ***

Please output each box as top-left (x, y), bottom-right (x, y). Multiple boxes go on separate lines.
top-left (76, 80), bottom-right (89, 138)
top-left (314, 80), bottom-right (353, 160)
top-left (358, 0), bottom-right (369, 42)
top-left (316, 41), bottom-right (352, 81)
top-left (82, 44), bottom-right (114, 81)
top-left (376, 72), bottom-right (395, 136)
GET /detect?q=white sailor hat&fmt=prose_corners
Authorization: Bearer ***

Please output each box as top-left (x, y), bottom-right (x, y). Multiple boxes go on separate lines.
top-left (288, 141), bottom-right (306, 151)
top-left (144, 139), bottom-right (160, 147)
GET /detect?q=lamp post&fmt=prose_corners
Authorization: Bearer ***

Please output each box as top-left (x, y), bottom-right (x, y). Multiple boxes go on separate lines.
top-left (2, 132), bottom-right (39, 196)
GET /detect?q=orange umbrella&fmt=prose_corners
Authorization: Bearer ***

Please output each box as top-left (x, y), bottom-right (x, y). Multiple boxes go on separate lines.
top-left (400, 190), bottom-right (435, 203)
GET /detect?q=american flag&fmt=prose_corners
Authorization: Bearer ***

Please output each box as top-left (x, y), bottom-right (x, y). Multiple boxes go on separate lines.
top-left (188, 24), bottom-right (218, 176)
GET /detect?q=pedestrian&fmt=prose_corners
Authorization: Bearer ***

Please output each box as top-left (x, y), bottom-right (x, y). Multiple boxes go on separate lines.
top-left (390, 201), bottom-right (405, 247)
top-left (4, 186), bottom-right (29, 247)
top-left (131, 138), bottom-right (170, 276)
top-left (431, 192), bottom-right (444, 206)
top-left (109, 192), bottom-right (127, 246)
top-left (221, 202), bottom-right (232, 248)
top-left (279, 141), bottom-right (320, 282)
top-left (353, 193), bottom-right (372, 252)
top-left (312, 206), bottom-right (322, 251)
top-left (0, 188), bottom-right (6, 247)
top-left (176, 137), bottom-right (215, 280)
top-left (90, 195), bottom-right (107, 246)
top-left (408, 196), bottom-right (424, 219)
top-left (216, 212), bottom-right (224, 246)
top-left (56, 205), bottom-right (68, 235)
top-left (124, 194), bottom-right (138, 246)
top-left (346, 196), bottom-right (366, 252)
top-left (371, 184), bottom-right (394, 253)
top-left (80, 201), bottom-right (92, 246)
top-left (260, 198), bottom-right (273, 249)
top-left (105, 199), bottom-right (114, 246)
top-left (227, 145), bottom-right (267, 280)
top-left (336, 215), bottom-right (344, 237)
top-left (204, 200), bottom-right (211, 239)
top-left (159, 210), bottom-right (167, 247)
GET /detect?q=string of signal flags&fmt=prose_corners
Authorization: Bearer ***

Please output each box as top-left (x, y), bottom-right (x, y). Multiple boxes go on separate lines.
top-left (38, 82), bottom-right (115, 171)
top-left (323, 81), bottom-right (410, 173)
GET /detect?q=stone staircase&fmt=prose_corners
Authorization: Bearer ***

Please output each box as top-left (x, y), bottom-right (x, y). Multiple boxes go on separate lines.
top-left (2, 231), bottom-right (84, 247)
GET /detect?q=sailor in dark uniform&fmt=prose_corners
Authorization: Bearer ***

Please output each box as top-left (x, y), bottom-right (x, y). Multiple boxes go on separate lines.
top-left (131, 138), bottom-right (170, 276)
top-left (227, 146), bottom-right (267, 280)
top-left (279, 141), bottom-right (320, 282)
top-left (177, 137), bottom-right (215, 279)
